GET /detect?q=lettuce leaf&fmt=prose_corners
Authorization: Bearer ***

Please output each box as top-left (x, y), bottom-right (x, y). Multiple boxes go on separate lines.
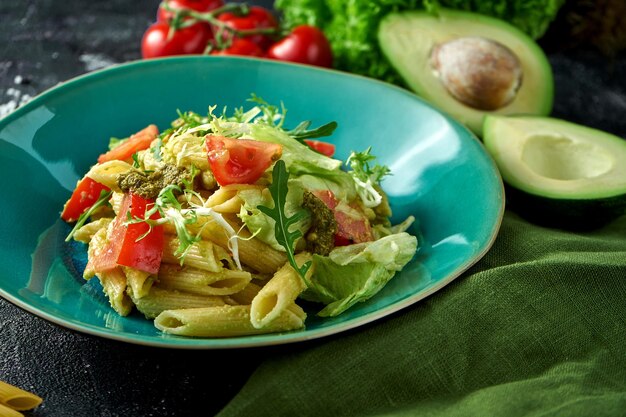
top-left (302, 232), bottom-right (418, 316)
top-left (250, 124), bottom-right (342, 174)
top-left (276, 0), bottom-right (565, 84)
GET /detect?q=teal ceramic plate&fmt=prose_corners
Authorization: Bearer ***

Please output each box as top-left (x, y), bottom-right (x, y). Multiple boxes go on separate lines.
top-left (0, 57), bottom-right (504, 348)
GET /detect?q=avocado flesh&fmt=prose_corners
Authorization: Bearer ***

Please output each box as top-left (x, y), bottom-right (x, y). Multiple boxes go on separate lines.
top-left (378, 9), bottom-right (553, 136)
top-left (484, 115), bottom-right (626, 228)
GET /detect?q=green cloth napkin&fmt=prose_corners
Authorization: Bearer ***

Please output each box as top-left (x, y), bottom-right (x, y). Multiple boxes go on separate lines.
top-left (218, 212), bottom-right (626, 417)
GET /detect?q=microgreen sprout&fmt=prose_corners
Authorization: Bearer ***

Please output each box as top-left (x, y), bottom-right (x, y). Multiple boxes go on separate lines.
top-left (346, 147), bottom-right (391, 208)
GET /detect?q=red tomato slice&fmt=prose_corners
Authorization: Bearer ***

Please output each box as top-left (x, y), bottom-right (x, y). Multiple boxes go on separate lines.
top-left (86, 193), bottom-right (164, 275)
top-left (61, 177), bottom-right (111, 222)
top-left (303, 139), bottom-right (335, 157)
top-left (205, 135), bottom-right (282, 185)
top-left (311, 190), bottom-right (374, 245)
top-left (98, 125), bottom-right (159, 164)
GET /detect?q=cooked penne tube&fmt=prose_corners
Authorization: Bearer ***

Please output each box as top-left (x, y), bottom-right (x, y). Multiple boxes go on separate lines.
top-left (72, 218), bottom-right (112, 243)
top-left (158, 264), bottom-right (252, 296)
top-left (0, 403), bottom-right (23, 417)
top-left (98, 268), bottom-right (133, 316)
top-left (123, 267), bottom-right (154, 299)
top-left (131, 287), bottom-right (225, 319)
top-left (162, 236), bottom-right (233, 272)
top-left (85, 160), bottom-right (133, 191)
top-left (163, 215), bottom-right (287, 274)
top-left (154, 304), bottom-right (305, 337)
top-left (250, 253), bottom-right (312, 329)
top-left (205, 184), bottom-right (264, 213)
top-left (109, 191), bottom-right (125, 216)
top-left (226, 282), bottom-right (263, 305)
top-left (83, 227), bottom-right (108, 279)
top-left (0, 381), bottom-right (42, 412)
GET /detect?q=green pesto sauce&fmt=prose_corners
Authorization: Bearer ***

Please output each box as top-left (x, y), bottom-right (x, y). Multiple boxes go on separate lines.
top-left (118, 164), bottom-right (190, 200)
top-left (302, 191), bottom-right (337, 256)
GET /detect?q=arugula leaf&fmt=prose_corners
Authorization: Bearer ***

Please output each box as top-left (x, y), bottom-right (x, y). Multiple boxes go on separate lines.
top-left (287, 121), bottom-right (338, 141)
top-left (65, 190), bottom-right (113, 242)
top-left (257, 160), bottom-right (313, 286)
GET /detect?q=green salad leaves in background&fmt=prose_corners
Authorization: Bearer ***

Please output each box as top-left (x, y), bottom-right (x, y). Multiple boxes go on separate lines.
top-left (276, 0), bottom-right (565, 83)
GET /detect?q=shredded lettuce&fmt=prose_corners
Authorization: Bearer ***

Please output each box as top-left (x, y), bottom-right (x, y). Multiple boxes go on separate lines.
top-left (276, 0), bottom-right (565, 83)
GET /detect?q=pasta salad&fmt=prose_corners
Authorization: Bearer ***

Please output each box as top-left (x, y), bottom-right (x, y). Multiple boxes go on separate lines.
top-left (62, 97), bottom-right (418, 338)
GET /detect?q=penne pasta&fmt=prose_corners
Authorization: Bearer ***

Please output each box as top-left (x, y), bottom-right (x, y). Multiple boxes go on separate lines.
top-left (85, 160), bottom-right (133, 192)
top-left (0, 403), bottom-right (23, 417)
top-left (72, 218), bottom-right (112, 243)
top-left (225, 282), bottom-right (263, 305)
top-left (250, 253), bottom-right (312, 329)
top-left (123, 267), bottom-right (154, 299)
top-left (163, 216), bottom-right (287, 274)
top-left (131, 287), bottom-right (225, 319)
top-left (162, 235), bottom-right (233, 272)
top-left (109, 191), bottom-right (125, 216)
top-left (83, 227), bottom-right (108, 279)
top-left (205, 184), bottom-right (264, 213)
top-left (157, 264), bottom-right (251, 296)
top-left (98, 268), bottom-right (133, 316)
top-left (154, 304), bottom-right (305, 337)
top-left (0, 381), bottom-right (42, 412)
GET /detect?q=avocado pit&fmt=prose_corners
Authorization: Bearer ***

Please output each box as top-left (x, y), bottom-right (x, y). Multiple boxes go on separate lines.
top-left (430, 36), bottom-right (523, 111)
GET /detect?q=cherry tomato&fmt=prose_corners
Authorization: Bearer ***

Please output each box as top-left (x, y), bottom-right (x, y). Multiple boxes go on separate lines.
top-left (98, 125), bottom-right (159, 163)
top-left (311, 190), bottom-right (373, 245)
top-left (61, 177), bottom-right (111, 222)
top-left (206, 135), bottom-right (282, 185)
top-left (210, 38), bottom-right (264, 57)
top-left (141, 21), bottom-right (211, 59)
top-left (157, 0), bottom-right (224, 22)
top-left (86, 193), bottom-right (164, 275)
top-left (216, 6), bottom-right (278, 50)
top-left (303, 139), bottom-right (335, 157)
top-left (267, 25), bottom-right (333, 68)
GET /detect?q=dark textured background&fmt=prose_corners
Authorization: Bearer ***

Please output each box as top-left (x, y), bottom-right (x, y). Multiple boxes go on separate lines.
top-left (0, 1), bottom-right (624, 416)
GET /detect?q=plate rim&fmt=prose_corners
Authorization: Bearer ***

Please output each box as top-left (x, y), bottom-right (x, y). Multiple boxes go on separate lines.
top-left (0, 56), bottom-right (505, 349)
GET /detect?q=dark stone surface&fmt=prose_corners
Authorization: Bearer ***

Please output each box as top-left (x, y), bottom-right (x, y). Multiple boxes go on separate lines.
top-left (0, 1), bottom-right (624, 416)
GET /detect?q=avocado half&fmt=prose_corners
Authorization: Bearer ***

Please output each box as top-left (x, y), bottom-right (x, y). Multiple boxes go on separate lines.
top-left (378, 9), bottom-right (554, 136)
top-left (484, 115), bottom-right (626, 229)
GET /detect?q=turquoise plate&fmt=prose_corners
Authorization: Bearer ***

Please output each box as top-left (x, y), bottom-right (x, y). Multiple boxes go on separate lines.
top-left (0, 57), bottom-right (504, 348)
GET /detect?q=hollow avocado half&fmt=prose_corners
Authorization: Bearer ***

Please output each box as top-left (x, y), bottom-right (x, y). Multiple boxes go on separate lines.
top-left (483, 115), bottom-right (626, 229)
top-left (378, 9), bottom-right (554, 136)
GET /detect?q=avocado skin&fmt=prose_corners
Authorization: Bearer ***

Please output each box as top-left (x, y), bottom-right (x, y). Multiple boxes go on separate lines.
top-left (505, 184), bottom-right (626, 230)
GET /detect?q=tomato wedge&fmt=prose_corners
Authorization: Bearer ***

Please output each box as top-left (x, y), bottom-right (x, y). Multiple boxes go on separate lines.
top-left (312, 190), bottom-right (374, 245)
top-left (97, 124), bottom-right (159, 164)
top-left (304, 139), bottom-right (335, 157)
top-left (61, 177), bottom-right (111, 222)
top-left (206, 135), bottom-right (282, 185)
top-left (86, 193), bottom-right (164, 275)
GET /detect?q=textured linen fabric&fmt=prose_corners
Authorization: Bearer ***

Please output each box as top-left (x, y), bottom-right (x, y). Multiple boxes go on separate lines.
top-left (218, 212), bottom-right (626, 417)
